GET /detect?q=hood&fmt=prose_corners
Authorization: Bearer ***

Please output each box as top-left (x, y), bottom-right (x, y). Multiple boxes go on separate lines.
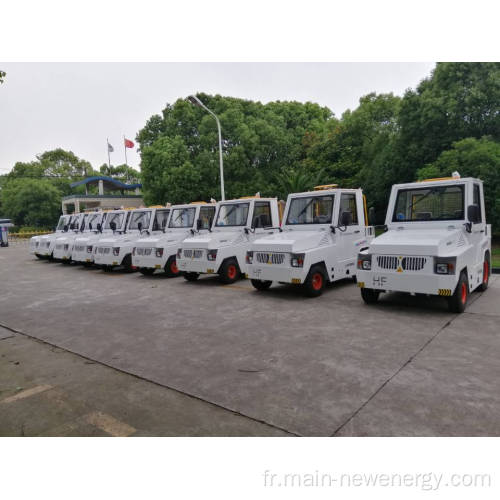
top-left (370, 227), bottom-right (468, 256)
top-left (95, 233), bottom-right (137, 246)
top-left (135, 231), bottom-right (188, 248)
top-left (251, 230), bottom-right (331, 253)
top-left (40, 233), bottom-right (58, 241)
top-left (74, 233), bottom-right (102, 244)
top-left (182, 230), bottom-right (247, 250)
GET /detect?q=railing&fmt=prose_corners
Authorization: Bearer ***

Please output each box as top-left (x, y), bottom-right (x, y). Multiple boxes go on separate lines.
top-left (8, 230), bottom-right (52, 241)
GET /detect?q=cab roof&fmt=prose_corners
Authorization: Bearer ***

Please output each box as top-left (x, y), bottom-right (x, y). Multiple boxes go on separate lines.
top-left (393, 177), bottom-right (482, 190)
top-left (289, 187), bottom-right (362, 197)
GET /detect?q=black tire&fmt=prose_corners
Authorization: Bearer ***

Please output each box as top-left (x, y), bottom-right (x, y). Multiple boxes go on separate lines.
top-left (303, 265), bottom-right (327, 297)
top-left (103, 265), bottom-right (113, 272)
top-left (183, 272), bottom-right (200, 282)
top-left (218, 258), bottom-right (240, 284)
top-left (165, 256), bottom-right (180, 278)
top-left (478, 254), bottom-right (490, 292)
top-left (139, 267), bottom-right (155, 276)
top-left (122, 254), bottom-right (135, 273)
top-left (361, 287), bottom-right (380, 304)
top-left (82, 261), bottom-right (93, 268)
top-left (62, 258), bottom-right (72, 265)
top-left (448, 271), bottom-right (468, 313)
top-left (35, 254), bottom-right (44, 260)
top-left (251, 279), bottom-right (272, 291)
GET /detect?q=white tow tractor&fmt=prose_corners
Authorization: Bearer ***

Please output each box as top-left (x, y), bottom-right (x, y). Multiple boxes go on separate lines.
top-left (30, 214), bottom-right (73, 258)
top-left (356, 175), bottom-right (491, 313)
top-left (246, 185), bottom-right (375, 296)
top-left (52, 212), bottom-right (100, 263)
top-left (177, 196), bottom-right (281, 284)
top-left (93, 206), bottom-right (170, 272)
top-left (71, 210), bottom-right (110, 266)
top-left (132, 202), bottom-right (216, 277)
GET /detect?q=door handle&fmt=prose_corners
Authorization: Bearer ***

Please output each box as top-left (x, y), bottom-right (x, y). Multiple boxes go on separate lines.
top-left (354, 230), bottom-right (360, 234)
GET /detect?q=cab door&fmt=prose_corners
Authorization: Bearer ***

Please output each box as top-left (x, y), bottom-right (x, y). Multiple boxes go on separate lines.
top-left (199, 206), bottom-right (216, 230)
top-left (468, 182), bottom-right (487, 285)
top-left (336, 192), bottom-right (362, 276)
top-left (250, 201), bottom-right (273, 240)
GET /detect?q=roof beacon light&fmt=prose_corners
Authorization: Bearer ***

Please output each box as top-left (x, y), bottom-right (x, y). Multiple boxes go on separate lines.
top-left (314, 184), bottom-right (338, 191)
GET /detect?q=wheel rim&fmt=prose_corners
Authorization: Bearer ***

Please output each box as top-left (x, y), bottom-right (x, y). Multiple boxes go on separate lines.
top-left (483, 260), bottom-right (489, 284)
top-left (227, 264), bottom-right (237, 279)
top-left (461, 282), bottom-right (467, 304)
top-left (312, 273), bottom-right (323, 291)
top-left (171, 261), bottom-right (178, 274)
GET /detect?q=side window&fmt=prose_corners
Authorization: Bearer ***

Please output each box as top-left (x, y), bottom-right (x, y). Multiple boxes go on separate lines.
top-left (473, 184), bottom-right (483, 222)
top-left (152, 209), bottom-right (170, 231)
top-left (253, 202), bottom-right (272, 227)
top-left (339, 193), bottom-right (359, 225)
top-left (199, 206), bottom-right (215, 229)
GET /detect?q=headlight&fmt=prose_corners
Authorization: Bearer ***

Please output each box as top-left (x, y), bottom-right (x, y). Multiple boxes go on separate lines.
top-left (177, 248), bottom-right (182, 259)
top-left (435, 257), bottom-right (456, 275)
top-left (246, 251), bottom-right (254, 264)
top-left (87, 245), bottom-right (93, 253)
top-left (357, 253), bottom-right (372, 270)
top-left (290, 253), bottom-right (305, 267)
top-left (155, 248), bottom-right (164, 258)
top-left (113, 247), bottom-right (120, 256)
top-left (207, 249), bottom-right (218, 261)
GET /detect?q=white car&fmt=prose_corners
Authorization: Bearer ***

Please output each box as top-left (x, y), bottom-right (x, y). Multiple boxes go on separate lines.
top-left (30, 214), bottom-right (72, 258)
top-left (52, 213), bottom-right (96, 263)
top-left (246, 185), bottom-right (374, 296)
top-left (32, 214), bottom-right (78, 260)
top-left (356, 175), bottom-right (491, 312)
top-left (132, 202), bottom-right (216, 277)
top-left (71, 211), bottom-right (110, 266)
top-left (93, 206), bottom-right (170, 272)
top-left (177, 196), bottom-right (281, 284)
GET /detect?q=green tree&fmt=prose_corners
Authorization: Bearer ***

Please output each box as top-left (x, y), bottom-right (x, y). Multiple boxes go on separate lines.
top-left (1, 178), bottom-right (61, 228)
top-left (417, 137), bottom-right (500, 232)
top-left (0, 70), bottom-right (5, 84)
top-left (99, 163), bottom-right (141, 184)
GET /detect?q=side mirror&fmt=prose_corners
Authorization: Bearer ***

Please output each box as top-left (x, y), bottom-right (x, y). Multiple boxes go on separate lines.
top-left (252, 216), bottom-right (262, 229)
top-left (97, 223), bottom-right (102, 233)
top-left (467, 204), bottom-right (480, 224)
top-left (340, 211), bottom-right (352, 227)
top-left (368, 207), bottom-right (376, 225)
top-left (89, 222), bottom-right (93, 231)
top-left (196, 218), bottom-right (203, 230)
top-left (63, 225), bottom-right (69, 232)
top-left (110, 221), bottom-right (116, 232)
top-left (138, 222), bottom-right (143, 232)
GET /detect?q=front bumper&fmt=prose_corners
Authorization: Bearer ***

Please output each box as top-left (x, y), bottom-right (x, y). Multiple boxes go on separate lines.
top-left (72, 249), bottom-right (94, 263)
top-left (177, 257), bottom-right (217, 274)
top-left (356, 269), bottom-right (458, 296)
top-left (94, 249), bottom-right (122, 266)
top-left (53, 248), bottom-right (73, 260)
top-left (246, 263), bottom-right (307, 284)
top-left (132, 253), bottom-right (165, 270)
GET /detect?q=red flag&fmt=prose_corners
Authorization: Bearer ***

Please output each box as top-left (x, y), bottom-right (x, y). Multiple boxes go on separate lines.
top-left (124, 138), bottom-right (134, 148)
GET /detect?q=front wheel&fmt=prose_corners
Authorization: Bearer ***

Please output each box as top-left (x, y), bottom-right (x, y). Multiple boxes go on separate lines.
top-left (219, 258), bottom-right (240, 284)
top-left (35, 254), bottom-right (44, 260)
top-left (183, 272), bottom-right (200, 282)
top-left (448, 271), bottom-right (468, 313)
top-left (251, 279), bottom-right (272, 291)
top-left (361, 287), bottom-right (380, 304)
top-left (303, 265), bottom-right (327, 297)
top-left (122, 254), bottom-right (135, 273)
top-left (165, 256), bottom-right (180, 278)
top-left (139, 267), bottom-right (155, 276)
top-left (478, 255), bottom-right (490, 292)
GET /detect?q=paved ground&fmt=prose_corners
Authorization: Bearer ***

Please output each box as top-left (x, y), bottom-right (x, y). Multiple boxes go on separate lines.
top-left (1, 241), bottom-right (499, 436)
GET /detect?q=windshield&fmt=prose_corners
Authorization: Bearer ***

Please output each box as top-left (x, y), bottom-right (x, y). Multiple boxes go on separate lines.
top-left (128, 210), bottom-right (151, 230)
top-left (152, 209), bottom-right (170, 231)
top-left (392, 185), bottom-right (464, 222)
top-left (286, 195), bottom-right (334, 225)
top-left (56, 216), bottom-right (69, 230)
top-left (104, 212), bottom-right (124, 230)
top-left (87, 213), bottom-right (100, 230)
top-left (215, 203), bottom-right (249, 227)
top-left (71, 215), bottom-right (83, 230)
top-left (169, 207), bottom-right (196, 228)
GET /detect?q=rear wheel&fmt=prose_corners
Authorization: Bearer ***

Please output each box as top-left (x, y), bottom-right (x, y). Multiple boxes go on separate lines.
top-left (448, 271), bottom-right (468, 313)
top-left (165, 256), bottom-right (180, 278)
top-left (219, 258), bottom-right (240, 284)
top-left (139, 267), bottom-right (155, 276)
top-left (478, 255), bottom-right (490, 292)
top-left (183, 272), bottom-right (199, 282)
top-left (361, 287), bottom-right (380, 304)
top-left (303, 265), bottom-right (327, 297)
top-left (251, 279), bottom-right (272, 291)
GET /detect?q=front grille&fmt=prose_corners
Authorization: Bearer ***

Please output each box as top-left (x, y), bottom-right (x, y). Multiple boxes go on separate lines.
top-left (256, 252), bottom-right (286, 265)
top-left (183, 249), bottom-right (203, 259)
top-left (136, 247), bottom-right (152, 256)
top-left (376, 255), bottom-right (398, 270)
top-left (97, 247), bottom-right (111, 254)
top-left (402, 256), bottom-right (426, 271)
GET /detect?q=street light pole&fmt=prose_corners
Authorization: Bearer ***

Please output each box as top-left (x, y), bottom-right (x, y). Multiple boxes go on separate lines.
top-left (187, 95), bottom-right (225, 201)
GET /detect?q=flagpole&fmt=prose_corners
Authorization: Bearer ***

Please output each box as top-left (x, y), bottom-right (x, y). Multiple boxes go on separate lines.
top-left (107, 138), bottom-right (111, 170)
top-left (123, 135), bottom-right (129, 183)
